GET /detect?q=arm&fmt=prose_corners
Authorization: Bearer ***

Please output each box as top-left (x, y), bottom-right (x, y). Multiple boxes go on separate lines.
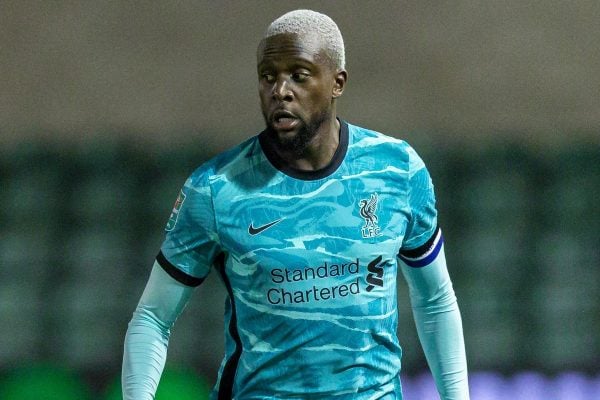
top-left (122, 261), bottom-right (194, 400)
top-left (399, 235), bottom-right (469, 400)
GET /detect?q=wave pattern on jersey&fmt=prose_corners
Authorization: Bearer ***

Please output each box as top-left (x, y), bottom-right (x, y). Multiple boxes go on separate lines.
top-left (162, 121), bottom-right (436, 399)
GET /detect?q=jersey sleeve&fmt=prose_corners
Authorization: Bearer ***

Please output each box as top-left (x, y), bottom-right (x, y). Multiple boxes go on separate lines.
top-left (398, 146), bottom-right (440, 263)
top-left (397, 147), bottom-right (470, 398)
top-left (157, 171), bottom-right (222, 286)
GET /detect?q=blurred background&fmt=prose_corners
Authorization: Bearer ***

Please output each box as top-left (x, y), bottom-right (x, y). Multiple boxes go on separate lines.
top-left (1, 1), bottom-right (599, 399)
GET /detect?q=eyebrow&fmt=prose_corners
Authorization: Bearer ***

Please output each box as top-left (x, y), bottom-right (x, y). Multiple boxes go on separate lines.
top-left (258, 57), bottom-right (316, 71)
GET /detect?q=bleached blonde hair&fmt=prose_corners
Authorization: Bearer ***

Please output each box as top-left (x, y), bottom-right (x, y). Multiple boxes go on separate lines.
top-left (264, 9), bottom-right (346, 69)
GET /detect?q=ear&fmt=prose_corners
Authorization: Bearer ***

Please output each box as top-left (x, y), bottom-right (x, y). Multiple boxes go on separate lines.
top-left (332, 69), bottom-right (347, 99)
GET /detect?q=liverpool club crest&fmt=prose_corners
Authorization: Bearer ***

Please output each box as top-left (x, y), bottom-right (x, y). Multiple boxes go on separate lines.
top-left (359, 193), bottom-right (381, 238)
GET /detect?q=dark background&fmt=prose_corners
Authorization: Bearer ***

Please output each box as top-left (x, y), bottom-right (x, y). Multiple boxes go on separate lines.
top-left (1, 1), bottom-right (599, 398)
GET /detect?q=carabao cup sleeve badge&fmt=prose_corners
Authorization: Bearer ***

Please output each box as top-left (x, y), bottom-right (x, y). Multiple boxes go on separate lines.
top-left (166, 189), bottom-right (187, 231)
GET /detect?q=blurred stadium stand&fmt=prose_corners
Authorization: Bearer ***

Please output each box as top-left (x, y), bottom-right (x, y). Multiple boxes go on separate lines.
top-left (0, 139), bottom-right (598, 399)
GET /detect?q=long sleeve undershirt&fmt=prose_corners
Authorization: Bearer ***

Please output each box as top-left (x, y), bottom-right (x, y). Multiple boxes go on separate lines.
top-left (400, 245), bottom-right (470, 399)
top-left (122, 262), bottom-right (194, 400)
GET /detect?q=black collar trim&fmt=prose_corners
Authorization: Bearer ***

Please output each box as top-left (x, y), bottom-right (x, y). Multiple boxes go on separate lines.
top-left (258, 119), bottom-right (349, 181)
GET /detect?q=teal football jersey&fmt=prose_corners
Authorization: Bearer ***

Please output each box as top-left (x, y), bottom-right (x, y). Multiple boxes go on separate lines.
top-left (158, 120), bottom-right (438, 399)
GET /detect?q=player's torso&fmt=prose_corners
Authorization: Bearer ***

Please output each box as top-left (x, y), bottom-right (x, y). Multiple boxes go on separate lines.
top-left (213, 126), bottom-right (412, 322)
top-left (215, 171), bottom-right (408, 308)
top-left (209, 123), bottom-right (412, 398)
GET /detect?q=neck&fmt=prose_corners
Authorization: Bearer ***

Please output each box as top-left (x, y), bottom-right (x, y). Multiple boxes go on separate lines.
top-left (278, 117), bottom-right (340, 171)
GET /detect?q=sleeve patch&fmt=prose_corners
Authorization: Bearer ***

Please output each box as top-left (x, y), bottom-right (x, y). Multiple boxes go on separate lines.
top-left (399, 226), bottom-right (443, 268)
top-left (165, 189), bottom-right (187, 232)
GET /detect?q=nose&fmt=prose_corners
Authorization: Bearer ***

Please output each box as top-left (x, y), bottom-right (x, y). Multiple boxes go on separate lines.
top-left (272, 76), bottom-right (293, 101)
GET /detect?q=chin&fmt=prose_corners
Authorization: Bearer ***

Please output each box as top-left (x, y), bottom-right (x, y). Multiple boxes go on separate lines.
top-left (276, 128), bottom-right (301, 142)
top-left (265, 124), bottom-right (309, 154)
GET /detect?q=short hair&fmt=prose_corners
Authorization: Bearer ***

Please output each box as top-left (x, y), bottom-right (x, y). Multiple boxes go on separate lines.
top-left (263, 9), bottom-right (345, 70)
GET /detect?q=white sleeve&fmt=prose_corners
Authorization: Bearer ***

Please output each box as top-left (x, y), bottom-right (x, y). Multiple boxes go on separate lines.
top-left (122, 261), bottom-right (195, 400)
top-left (400, 241), bottom-right (470, 400)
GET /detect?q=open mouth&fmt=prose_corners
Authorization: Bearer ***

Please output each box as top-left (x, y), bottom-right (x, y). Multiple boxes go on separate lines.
top-left (272, 110), bottom-right (299, 131)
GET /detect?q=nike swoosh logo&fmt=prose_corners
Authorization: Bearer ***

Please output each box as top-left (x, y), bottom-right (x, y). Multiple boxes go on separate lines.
top-left (248, 218), bottom-right (283, 235)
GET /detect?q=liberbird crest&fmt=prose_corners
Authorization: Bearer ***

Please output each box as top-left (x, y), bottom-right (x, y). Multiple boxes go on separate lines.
top-left (359, 193), bottom-right (381, 238)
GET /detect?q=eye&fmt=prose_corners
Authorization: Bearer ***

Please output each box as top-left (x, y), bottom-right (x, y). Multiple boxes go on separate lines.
top-left (261, 73), bottom-right (275, 83)
top-left (292, 71), bottom-right (309, 82)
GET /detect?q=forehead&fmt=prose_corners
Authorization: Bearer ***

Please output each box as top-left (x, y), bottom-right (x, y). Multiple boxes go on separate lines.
top-left (257, 33), bottom-right (330, 67)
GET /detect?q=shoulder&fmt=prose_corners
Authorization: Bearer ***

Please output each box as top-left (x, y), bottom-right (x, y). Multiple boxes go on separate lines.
top-left (346, 122), bottom-right (427, 174)
top-left (186, 135), bottom-right (261, 189)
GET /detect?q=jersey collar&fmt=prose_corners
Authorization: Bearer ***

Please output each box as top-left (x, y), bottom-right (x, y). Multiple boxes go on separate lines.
top-left (258, 119), bottom-right (349, 181)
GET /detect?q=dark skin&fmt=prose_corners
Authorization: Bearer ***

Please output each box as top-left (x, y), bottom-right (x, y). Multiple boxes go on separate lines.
top-left (257, 32), bottom-right (348, 171)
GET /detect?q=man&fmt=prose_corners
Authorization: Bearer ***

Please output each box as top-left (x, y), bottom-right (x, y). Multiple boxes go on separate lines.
top-left (122, 9), bottom-right (469, 400)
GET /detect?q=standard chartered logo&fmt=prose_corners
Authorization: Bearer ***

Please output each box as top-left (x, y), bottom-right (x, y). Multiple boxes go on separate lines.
top-left (266, 257), bottom-right (385, 305)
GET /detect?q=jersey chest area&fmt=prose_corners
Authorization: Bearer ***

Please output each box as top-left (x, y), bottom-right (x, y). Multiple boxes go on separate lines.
top-left (215, 175), bottom-right (409, 253)
top-left (213, 176), bottom-right (410, 300)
